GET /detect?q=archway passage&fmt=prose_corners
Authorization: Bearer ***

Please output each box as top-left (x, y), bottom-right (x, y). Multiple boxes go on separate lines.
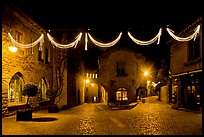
top-left (136, 86), bottom-right (147, 101)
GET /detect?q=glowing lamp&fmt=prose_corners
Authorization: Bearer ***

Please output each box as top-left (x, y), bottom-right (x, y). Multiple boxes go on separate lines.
top-left (85, 79), bottom-right (90, 84)
top-left (144, 71), bottom-right (149, 76)
top-left (8, 46), bottom-right (17, 52)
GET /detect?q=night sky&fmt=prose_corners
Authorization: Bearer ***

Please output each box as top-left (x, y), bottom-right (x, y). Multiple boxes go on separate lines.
top-left (4, 0), bottom-right (202, 70)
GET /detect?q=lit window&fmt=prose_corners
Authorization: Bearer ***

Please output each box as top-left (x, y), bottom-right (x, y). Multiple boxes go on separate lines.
top-left (39, 77), bottom-right (48, 100)
top-left (8, 72), bottom-right (25, 103)
top-left (116, 87), bottom-right (128, 101)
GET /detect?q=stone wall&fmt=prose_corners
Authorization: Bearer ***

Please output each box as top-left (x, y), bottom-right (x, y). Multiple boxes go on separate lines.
top-left (169, 19), bottom-right (202, 75)
top-left (98, 48), bottom-right (151, 103)
top-left (2, 4), bottom-right (53, 116)
top-left (159, 86), bottom-right (169, 102)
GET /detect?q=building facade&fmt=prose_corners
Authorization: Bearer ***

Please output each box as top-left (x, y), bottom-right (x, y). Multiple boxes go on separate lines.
top-left (168, 17), bottom-right (202, 111)
top-left (2, 4), bottom-right (54, 116)
top-left (98, 47), bottom-right (155, 105)
top-left (2, 3), bottom-right (87, 116)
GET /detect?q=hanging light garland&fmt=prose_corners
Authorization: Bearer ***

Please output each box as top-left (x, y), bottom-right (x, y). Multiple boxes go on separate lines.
top-left (128, 28), bottom-right (162, 45)
top-left (166, 25), bottom-right (200, 41)
top-left (7, 23), bottom-right (201, 51)
top-left (8, 32), bottom-right (44, 49)
top-left (47, 32), bottom-right (82, 49)
top-left (85, 33), bottom-right (88, 50)
top-left (87, 32), bottom-right (122, 48)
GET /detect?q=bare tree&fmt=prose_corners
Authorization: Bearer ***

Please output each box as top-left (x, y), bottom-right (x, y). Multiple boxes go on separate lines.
top-left (47, 32), bottom-right (68, 105)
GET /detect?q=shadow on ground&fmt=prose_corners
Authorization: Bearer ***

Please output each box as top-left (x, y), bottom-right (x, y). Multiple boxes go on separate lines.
top-left (32, 117), bottom-right (58, 122)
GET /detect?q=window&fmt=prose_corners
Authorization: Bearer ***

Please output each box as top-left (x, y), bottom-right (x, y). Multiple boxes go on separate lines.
top-left (44, 47), bottom-right (50, 64)
top-left (8, 72), bottom-right (25, 103)
top-left (15, 30), bottom-right (22, 43)
top-left (116, 62), bottom-right (127, 76)
top-left (15, 30), bottom-right (24, 55)
top-left (188, 36), bottom-right (200, 61)
top-left (116, 88), bottom-right (128, 101)
top-left (39, 77), bottom-right (48, 100)
top-left (38, 44), bottom-right (44, 61)
top-left (27, 38), bottom-right (34, 55)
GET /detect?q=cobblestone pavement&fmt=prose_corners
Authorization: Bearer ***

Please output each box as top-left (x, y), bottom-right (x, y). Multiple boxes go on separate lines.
top-left (2, 96), bottom-right (202, 135)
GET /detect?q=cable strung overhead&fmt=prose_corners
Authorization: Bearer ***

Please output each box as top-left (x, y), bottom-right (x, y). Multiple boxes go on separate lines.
top-left (8, 32), bottom-right (44, 50)
top-left (47, 33), bottom-right (82, 49)
top-left (87, 32), bottom-right (122, 48)
top-left (8, 24), bottom-right (201, 50)
top-left (128, 28), bottom-right (162, 45)
top-left (166, 25), bottom-right (200, 41)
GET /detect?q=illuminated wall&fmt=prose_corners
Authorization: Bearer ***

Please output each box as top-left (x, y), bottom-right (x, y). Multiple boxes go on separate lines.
top-left (98, 48), bottom-right (151, 104)
top-left (2, 4), bottom-right (54, 116)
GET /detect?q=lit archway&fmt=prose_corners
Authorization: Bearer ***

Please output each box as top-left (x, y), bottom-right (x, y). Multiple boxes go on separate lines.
top-left (38, 77), bottom-right (49, 100)
top-left (8, 72), bottom-right (25, 103)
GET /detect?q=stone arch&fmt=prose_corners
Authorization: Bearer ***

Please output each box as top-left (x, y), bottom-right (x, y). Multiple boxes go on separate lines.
top-left (136, 86), bottom-right (147, 101)
top-left (38, 77), bottom-right (49, 100)
top-left (8, 72), bottom-right (25, 103)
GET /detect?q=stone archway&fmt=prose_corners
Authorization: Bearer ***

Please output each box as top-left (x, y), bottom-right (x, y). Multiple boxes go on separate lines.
top-left (136, 86), bottom-right (147, 101)
top-left (8, 72), bottom-right (25, 103)
top-left (38, 77), bottom-right (49, 100)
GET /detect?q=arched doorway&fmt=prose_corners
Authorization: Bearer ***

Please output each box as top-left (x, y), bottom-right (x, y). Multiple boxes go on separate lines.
top-left (8, 72), bottom-right (25, 103)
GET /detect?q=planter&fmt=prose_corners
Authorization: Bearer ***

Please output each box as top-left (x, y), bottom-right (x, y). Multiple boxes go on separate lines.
top-left (48, 104), bottom-right (58, 113)
top-left (16, 110), bottom-right (32, 121)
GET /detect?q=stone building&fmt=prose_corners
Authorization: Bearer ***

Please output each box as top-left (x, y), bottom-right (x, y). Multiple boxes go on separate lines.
top-left (98, 47), bottom-right (155, 105)
top-left (2, 4), bottom-right (54, 116)
top-left (2, 2), bottom-right (89, 116)
top-left (167, 17), bottom-right (202, 111)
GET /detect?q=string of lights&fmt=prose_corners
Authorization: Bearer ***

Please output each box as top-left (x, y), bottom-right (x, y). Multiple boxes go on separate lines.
top-left (85, 33), bottom-right (88, 50)
top-left (127, 28), bottom-right (162, 45)
top-left (87, 32), bottom-right (122, 48)
top-left (8, 24), bottom-right (201, 51)
top-left (47, 32), bottom-right (82, 49)
top-left (8, 32), bottom-right (44, 48)
top-left (166, 25), bottom-right (200, 41)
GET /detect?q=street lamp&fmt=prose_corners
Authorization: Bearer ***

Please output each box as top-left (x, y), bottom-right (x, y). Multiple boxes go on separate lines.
top-left (8, 45), bottom-right (18, 52)
top-left (144, 71), bottom-right (149, 76)
top-left (85, 79), bottom-right (90, 84)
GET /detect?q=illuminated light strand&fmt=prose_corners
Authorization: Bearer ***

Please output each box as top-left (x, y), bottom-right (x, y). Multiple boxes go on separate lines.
top-left (87, 32), bottom-right (122, 47)
top-left (47, 32), bottom-right (82, 49)
top-left (8, 32), bottom-right (44, 48)
top-left (85, 33), bottom-right (88, 50)
top-left (128, 28), bottom-right (162, 45)
top-left (166, 25), bottom-right (200, 41)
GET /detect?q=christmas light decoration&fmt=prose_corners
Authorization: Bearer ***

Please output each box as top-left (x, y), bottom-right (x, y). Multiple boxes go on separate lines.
top-left (166, 25), bottom-right (200, 41)
top-left (128, 28), bottom-right (162, 45)
top-left (47, 33), bottom-right (82, 49)
top-left (8, 32), bottom-right (44, 49)
top-left (87, 32), bottom-right (122, 47)
top-left (85, 33), bottom-right (88, 50)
